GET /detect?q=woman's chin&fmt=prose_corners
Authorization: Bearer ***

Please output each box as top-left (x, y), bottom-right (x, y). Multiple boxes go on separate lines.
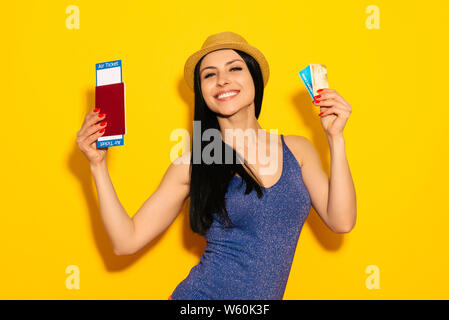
top-left (215, 106), bottom-right (241, 118)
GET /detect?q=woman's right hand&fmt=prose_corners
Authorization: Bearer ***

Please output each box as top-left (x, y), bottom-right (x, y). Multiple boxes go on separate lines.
top-left (76, 108), bottom-right (108, 167)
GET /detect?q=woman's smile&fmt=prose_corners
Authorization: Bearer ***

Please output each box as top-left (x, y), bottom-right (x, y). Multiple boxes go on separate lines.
top-left (215, 90), bottom-right (240, 101)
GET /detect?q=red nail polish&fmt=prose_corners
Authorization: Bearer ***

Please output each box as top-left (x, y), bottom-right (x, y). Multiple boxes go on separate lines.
top-left (313, 100), bottom-right (319, 104)
top-left (98, 113), bottom-right (106, 118)
top-left (314, 95), bottom-right (321, 99)
top-left (99, 128), bottom-right (105, 133)
top-left (94, 108), bottom-right (100, 113)
top-left (318, 112), bottom-right (324, 116)
top-left (317, 89), bottom-right (324, 93)
top-left (100, 121), bottom-right (107, 126)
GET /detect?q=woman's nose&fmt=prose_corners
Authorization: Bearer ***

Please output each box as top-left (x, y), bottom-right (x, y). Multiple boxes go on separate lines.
top-left (217, 73), bottom-right (230, 85)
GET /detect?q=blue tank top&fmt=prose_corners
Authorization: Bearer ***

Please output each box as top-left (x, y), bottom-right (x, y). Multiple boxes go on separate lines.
top-left (171, 134), bottom-right (311, 300)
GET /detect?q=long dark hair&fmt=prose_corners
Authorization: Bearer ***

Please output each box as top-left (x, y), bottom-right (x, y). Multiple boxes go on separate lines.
top-left (188, 49), bottom-right (267, 236)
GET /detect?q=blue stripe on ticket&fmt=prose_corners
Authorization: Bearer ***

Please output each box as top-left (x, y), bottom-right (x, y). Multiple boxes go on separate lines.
top-left (96, 135), bottom-right (124, 148)
top-left (96, 60), bottom-right (121, 71)
top-left (299, 65), bottom-right (314, 99)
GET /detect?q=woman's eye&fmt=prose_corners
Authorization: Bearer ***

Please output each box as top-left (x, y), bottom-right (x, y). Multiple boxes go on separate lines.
top-left (204, 67), bottom-right (242, 79)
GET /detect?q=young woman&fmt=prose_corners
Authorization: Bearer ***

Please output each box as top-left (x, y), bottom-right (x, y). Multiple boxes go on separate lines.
top-left (76, 31), bottom-right (356, 300)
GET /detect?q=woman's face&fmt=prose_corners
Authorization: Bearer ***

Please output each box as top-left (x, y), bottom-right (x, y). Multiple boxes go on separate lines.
top-left (199, 49), bottom-right (255, 117)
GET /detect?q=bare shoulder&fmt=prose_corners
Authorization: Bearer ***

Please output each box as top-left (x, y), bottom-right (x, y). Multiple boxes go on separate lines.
top-left (283, 135), bottom-right (314, 168)
top-left (168, 151), bottom-right (192, 187)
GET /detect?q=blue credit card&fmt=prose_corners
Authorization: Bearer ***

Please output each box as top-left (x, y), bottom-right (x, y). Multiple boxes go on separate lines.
top-left (299, 65), bottom-right (314, 99)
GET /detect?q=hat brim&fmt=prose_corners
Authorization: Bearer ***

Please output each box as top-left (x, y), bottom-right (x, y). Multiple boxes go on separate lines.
top-left (184, 42), bottom-right (269, 91)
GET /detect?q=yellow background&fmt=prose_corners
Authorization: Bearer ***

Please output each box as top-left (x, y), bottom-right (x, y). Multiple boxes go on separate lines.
top-left (1, 0), bottom-right (448, 299)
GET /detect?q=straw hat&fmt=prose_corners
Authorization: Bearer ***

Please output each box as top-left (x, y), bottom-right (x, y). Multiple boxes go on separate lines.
top-left (184, 31), bottom-right (270, 91)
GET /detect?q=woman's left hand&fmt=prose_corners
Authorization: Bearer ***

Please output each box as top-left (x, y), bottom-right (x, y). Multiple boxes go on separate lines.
top-left (312, 88), bottom-right (352, 138)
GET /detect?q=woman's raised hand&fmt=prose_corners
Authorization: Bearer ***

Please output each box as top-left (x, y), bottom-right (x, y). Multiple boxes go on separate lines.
top-left (76, 108), bottom-right (108, 167)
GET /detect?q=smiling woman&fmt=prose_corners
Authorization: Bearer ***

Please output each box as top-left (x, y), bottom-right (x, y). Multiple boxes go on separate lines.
top-left (168, 31), bottom-right (316, 300)
top-left (81, 30), bottom-right (354, 301)
top-left (197, 53), bottom-right (259, 119)
top-left (188, 47), bottom-right (268, 236)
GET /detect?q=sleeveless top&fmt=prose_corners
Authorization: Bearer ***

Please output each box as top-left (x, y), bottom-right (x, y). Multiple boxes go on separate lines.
top-left (170, 134), bottom-right (311, 300)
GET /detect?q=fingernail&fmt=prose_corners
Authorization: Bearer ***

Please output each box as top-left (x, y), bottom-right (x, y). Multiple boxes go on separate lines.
top-left (317, 89), bottom-right (324, 93)
top-left (99, 128), bottom-right (105, 133)
top-left (98, 113), bottom-right (106, 118)
top-left (94, 108), bottom-right (100, 113)
top-left (314, 95), bottom-right (321, 99)
top-left (318, 112), bottom-right (324, 116)
top-left (313, 100), bottom-right (319, 104)
top-left (100, 121), bottom-right (107, 126)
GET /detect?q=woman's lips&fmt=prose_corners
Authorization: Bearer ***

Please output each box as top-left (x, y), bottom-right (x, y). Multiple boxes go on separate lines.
top-left (215, 91), bottom-right (239, 101)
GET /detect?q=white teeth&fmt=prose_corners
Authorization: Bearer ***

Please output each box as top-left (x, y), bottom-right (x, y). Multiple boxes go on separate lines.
top-left (217, 91), bottom-right (238, 99)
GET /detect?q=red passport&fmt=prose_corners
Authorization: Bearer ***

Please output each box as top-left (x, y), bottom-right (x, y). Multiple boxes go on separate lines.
top-left (95, 82), bottom-right (126, 136)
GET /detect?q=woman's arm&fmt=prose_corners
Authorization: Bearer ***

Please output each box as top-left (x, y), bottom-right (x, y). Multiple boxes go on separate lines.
top-left (90, 152), bottom-right (191, 255)
top-left (313, 88), bottom-right (356, 232)
top-left (326, 134), bottom-right (356, 232)
top-left (129, 152), bottom-right (191, 255)
top-left (90, 161), bottom-right (136, 255)
top-left (297, 87), bottom-right (356, 233)
top-left (288, 135), bottom-right (356, 233)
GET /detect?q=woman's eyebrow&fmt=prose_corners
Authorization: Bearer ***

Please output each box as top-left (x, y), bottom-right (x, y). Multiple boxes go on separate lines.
top-left (200, 59), bottom-right (243, 75)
